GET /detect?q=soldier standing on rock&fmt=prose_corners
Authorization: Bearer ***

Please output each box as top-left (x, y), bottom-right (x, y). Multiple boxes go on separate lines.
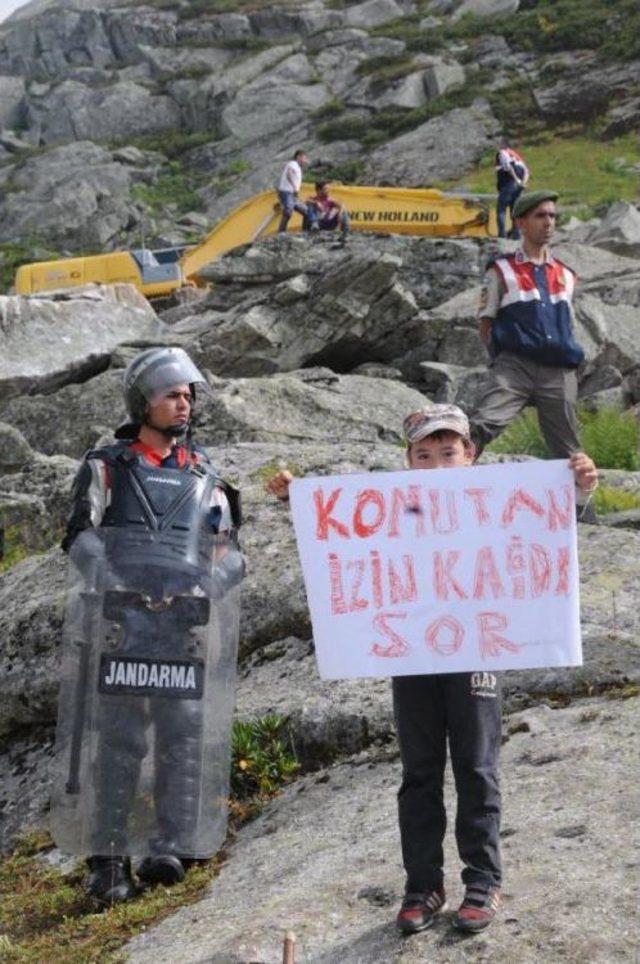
top-left (470, 191), bottom-right (591, 519)
top-left (51, 347), bottom-right (244, 905)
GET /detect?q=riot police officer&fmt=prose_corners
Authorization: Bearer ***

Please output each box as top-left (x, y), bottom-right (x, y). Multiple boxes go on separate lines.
top-left (53, 347), bottom-right (244, 905)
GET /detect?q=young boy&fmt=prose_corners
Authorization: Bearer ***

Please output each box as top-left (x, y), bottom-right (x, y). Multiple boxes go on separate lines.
top-left (268, 403), bottom-right (597, 934)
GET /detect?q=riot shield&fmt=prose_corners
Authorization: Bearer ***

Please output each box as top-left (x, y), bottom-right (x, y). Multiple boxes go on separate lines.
top-left (51, 526), bottom-right (241, 858)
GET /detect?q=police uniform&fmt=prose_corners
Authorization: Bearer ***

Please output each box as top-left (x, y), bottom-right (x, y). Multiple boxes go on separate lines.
top-left (61, 438), bottom-right (242, 860)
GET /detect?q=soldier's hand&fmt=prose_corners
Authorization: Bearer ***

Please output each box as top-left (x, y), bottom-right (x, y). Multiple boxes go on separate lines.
top-left (569, 452), bottom-right (598, 492)
top-left (266, 470), bottom-right (294, 502)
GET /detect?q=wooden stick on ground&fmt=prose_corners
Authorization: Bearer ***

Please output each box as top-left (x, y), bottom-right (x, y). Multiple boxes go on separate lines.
top-left (282, 930), bottom-right (296, 964)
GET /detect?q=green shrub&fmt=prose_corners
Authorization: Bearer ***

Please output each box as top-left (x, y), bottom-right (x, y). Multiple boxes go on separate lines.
top-left (231, 715), bottom-right (299, 801)
top-left (355, 53), bottom-right (415, 78)
top-left (578, 408), bottom-right (640, 470)
top-left (486, 407), bottom-right (549, 458)
top-left (307, 159), bottom-right (365, 184)
top-left (132, 163), bottom-right (202, 215)
top-left (486, 406), bottom-right (640, 471)
top-left (0, 524), bottom-right (31, 573)
top-left (126, 128), bottom-right (220, 159)
top-left (312, 98), bottom-right (345, 119)
top-left (0, 242), bottom-right (42, 293)
top-left (592, 485), bottom-right (640, 515)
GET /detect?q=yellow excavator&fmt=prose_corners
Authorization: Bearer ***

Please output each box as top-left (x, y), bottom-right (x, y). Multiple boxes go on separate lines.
top-left (14, 184), bottom-right (497, 300)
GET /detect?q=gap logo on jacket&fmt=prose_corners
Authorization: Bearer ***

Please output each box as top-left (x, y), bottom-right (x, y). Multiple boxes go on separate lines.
top-left (490, 251), bottom-right (584, 368)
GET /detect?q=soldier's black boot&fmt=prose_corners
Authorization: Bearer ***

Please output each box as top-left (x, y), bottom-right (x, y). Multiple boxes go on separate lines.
top-left (86, 856), bottom-right (137, 905)
top-left (137, 854), bottom-right (185, 886)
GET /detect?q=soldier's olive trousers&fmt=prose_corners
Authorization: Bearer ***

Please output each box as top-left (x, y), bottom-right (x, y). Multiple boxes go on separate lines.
top-left (393, 672), bottom-right (502, 893)
top-left (470, 350), bottom-right (580, 458)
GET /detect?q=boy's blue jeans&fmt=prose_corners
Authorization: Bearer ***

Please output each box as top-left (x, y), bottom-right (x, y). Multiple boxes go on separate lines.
top-left (393, 671), bottom-right (502, 893)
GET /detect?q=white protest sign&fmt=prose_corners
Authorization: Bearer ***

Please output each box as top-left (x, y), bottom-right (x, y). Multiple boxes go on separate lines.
top-left (289, 460), bottom-right (582, 679)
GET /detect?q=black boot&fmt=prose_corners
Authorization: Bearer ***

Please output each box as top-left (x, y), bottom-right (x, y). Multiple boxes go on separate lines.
top-left (86, 856), bottom-right (138, 905)
top-left (137, 854), bottom-right (185, 886)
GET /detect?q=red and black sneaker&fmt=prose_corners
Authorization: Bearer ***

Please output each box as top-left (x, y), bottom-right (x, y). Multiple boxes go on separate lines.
top-left (454, 885), bottom-right (501, 932)
top-left (396, 885), bottom-right (447, 934)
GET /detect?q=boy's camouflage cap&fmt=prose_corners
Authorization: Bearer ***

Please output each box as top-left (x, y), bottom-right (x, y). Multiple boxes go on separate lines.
top-left (403, 404), bottom-right (470, 444)
top-left (512, 190), bottom-right (559, 219)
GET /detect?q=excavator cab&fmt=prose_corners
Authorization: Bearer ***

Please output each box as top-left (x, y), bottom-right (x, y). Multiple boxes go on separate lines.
top-left (130, 247), bottom-right (184, 287)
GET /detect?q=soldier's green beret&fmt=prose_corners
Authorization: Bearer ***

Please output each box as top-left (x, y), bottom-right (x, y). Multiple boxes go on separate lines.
top-left (512, 190), bottom-right (559, 219)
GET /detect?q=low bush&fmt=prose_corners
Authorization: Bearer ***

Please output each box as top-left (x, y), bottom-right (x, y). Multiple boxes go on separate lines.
top-left (231, 714), bottom-right (299, 801)
top-left (486, 406), bottom-right (640, 471)
top-left (578, 408), bottom-right (640, 471)
top-left (592, 485), bottom-right (640, 515)
top-left (0, 242), bottom-right (44, 294)
top-left (132, 163), bottom-right (202, 215)
top-left (127, 128), bottom-right (220, 160)
top-left (307, 159), bottom-right (365, 184)
top-left (486, 407), bottom-right (548, 458)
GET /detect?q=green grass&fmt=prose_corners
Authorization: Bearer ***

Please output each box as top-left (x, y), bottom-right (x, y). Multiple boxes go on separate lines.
top-left (579, 407), bottom-right (639, 470)
top-left (377, 0), bottom-right (640, 63)
top-left (355, 54), bottom-right (416, 81)
top-left (307, 159), bottom-right (365, 184)
top-left (592, 485), bottom-right (640, 515)
top-left (449, 133), bottom-right (640, 214)
top-left (131, 163), bottom-right (202, 216)
top-left (125, 128), bottom-right (221, 160)
top-left (312, 98), bottom-right (345, 120)
top-left (0, 716), bottom-right (297, 961)
top-left (486, 407), bottom-right (549, 459)
top-left (0, 243), bottom-right (40, 294)
top-left (0, 524), bottom-right (31, 573)
top-left (487, 406), bottom-right (640, 470)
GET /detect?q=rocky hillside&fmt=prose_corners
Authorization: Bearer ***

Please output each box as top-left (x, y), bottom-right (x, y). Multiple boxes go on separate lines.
top-left (1, 0), bottom-right (639, 277)
top-left (1, 226), bottom-right (639, 959)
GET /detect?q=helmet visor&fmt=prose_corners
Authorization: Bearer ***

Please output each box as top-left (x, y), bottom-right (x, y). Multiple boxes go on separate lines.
top-left (125, 348), bottom-right (208, 402)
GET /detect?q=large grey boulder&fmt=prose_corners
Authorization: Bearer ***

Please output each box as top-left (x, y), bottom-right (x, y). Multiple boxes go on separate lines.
top-left (29, 78), bottom-right (181, 144)
top-left (453, 0), bottom-right (519, 18)
top-left (365, 102), bottom-right (498, 185)
top-left (376, 71), bottom-right (430, 110)
top-left (186, 241), bottom-right (427, 376)
top-left (313, 33), bottom-right (406, 99)
top-left (0, 76), bottom-right (27, 128)
top-left (0, 368), bottom-right (125, 457)
top-left (0, 141), bottom-right (140, 250)
top-left (343, 0), bottom-right (409, 30)
top-left (248, 3), bottom-right (341, 38)
top-left (574, 293), bottom-right (640, 374)
top-left (196, 369), bottom-right (427, 447)
top-left (587, 202), bottom-right (640, 259)
top-left (534, 58), bottom-right (640, 122)
top-left (0, 284), bottom-right (163, 399)
top-left (126, 694), bottom-right (638, 964)
top-left (220, 53), bottom-right (329, 143)
top-left (423, 57), bottom-right (465, 100)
